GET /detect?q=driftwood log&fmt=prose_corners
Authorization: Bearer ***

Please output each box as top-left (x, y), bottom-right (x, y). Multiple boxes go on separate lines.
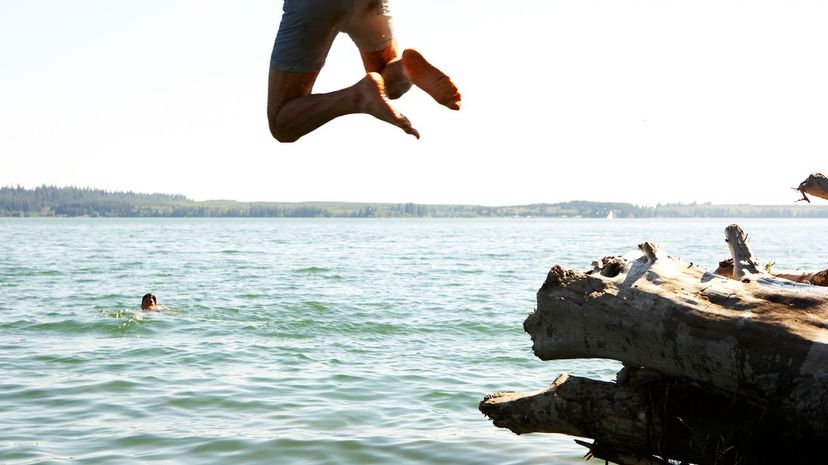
top-left (715, 258), bottom-right (828, 287)
top-left (481, 371), bottom-right (821, 464)
top-left (796, 172), bottom-right (828, 203)
top-left (481, 224), bottom-right (828, 465)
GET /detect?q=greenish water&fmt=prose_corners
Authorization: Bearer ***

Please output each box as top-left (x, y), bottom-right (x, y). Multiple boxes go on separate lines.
top-left (1, 218), bottom-right (826, 465)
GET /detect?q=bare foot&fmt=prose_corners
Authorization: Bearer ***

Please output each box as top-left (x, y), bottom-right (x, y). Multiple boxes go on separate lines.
top-left (380, 57), bottom-right (413, 100)
top-left (402, 49), bottom-right (461, 110)
top-left (358, 72), bottom-right (420, 139)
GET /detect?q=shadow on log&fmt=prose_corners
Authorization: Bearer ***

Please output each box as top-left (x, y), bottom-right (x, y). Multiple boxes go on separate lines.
top-left (480, 224), bottom-right (828, 465)
top-left (481, 372), bottom-right (822, 464)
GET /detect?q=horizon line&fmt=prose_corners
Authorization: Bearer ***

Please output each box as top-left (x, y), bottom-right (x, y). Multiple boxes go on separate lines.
top-left (2, 184), bottom-right (825, 208)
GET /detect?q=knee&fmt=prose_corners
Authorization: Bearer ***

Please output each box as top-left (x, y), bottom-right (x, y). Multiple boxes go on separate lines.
top-left (268, 111), bottom-right (299, 143)
top-left (270, 126), bottom-right (299, 143)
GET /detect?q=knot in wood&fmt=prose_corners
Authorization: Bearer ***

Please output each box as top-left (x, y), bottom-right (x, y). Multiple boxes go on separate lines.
top-left (541, 265), bottom-right (583, 291)
top-left (593, 256), bottom-right (627, 278)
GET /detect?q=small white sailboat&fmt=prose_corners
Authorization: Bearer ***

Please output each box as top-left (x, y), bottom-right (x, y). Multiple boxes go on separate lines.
top-left (606, 210), bottom-right (614, 220)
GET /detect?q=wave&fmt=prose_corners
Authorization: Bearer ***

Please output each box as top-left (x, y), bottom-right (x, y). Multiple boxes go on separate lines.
top-left (293, 267), bottom-right (331, 274)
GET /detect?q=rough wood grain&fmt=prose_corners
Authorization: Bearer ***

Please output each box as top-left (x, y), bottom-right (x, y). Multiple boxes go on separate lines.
top-left (481, 373), bottom-right (825, 465)
top-left (724, 224), bottom-right (763, 279)
top-left (796, 172), bottom-right (828, 203)
top-left (482, 224), bottom-right (828, 464)
top-left (775, 269), bottom-right (828, 286)
top-left (527, 240), bottom-right (828, 435)
top-left (715, 258), bottom-right (828, 287)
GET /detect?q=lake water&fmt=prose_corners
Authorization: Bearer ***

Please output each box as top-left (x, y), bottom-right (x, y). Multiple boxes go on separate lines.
top-left (1, 218), bottom-right (826, 465)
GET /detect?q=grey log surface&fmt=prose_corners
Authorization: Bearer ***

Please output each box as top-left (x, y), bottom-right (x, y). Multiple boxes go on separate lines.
top-left (724, 224), bottom-right (762, 279)
top-left (525, 240), bottom-right (828, 435)
top-left (797, 172), bottom-right (828, 202)
top-left (481, 224), bottom-right (828, 464)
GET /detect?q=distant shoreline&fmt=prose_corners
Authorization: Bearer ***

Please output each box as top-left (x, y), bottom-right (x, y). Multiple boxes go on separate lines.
top-left (3, 185), bottom-right (828, 219)
top-left (6, 216), bottom-right (828, 220)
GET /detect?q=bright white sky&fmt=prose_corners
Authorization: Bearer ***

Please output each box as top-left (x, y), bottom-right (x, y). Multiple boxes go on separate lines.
top-left (2, 0), bottom-right (827, 205)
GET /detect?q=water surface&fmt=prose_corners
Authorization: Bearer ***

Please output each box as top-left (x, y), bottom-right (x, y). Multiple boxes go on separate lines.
top-left (1, 218), bottom-right (825, 464)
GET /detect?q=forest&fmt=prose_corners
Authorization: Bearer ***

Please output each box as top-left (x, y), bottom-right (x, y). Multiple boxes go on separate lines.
top-left (2, 185), bottom-right (827, 218)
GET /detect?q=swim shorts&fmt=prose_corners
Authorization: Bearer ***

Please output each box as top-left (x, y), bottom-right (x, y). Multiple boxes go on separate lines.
top-left (270, 0), bottom-right (394, 73)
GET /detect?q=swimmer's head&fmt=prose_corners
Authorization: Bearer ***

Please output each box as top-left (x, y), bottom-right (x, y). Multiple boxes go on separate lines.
top-left (141, 293), bottom-right (157, 310)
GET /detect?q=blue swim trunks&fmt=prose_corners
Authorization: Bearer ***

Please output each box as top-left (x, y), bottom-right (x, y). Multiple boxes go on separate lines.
top-left (270, 0), bottom-right (394, 73)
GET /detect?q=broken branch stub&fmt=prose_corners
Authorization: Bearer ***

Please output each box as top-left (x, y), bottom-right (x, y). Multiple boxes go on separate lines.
top-left (526, 240), bottom-right (828, 434)
top-left (480, 373), bottom-right (819, 465)
top-left (724, 224), bottom-right (763, 279)
top-left (796, 172), bottom-right (828, 203)
top-left (796, 173), bottom-right (828, 203)
top-left (483, 224), bottom-right (828, 464)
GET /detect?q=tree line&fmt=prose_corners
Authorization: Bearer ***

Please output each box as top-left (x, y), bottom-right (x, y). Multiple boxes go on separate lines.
top-left (2, 185), bottom-right (828, 218)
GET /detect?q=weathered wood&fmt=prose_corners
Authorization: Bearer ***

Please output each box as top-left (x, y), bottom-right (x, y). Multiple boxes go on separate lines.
top-left (481, 372), bottom-right (825, 465)
top-left (575, 440), bottom-right (672, 465)
top-left (724, 224), bottom-right (762, 279)
top-left (796, 172), bottom-right (828, 203)
top-left (776, 269), bottom-right (828, 286)
top-left (575, 441), bottom-right (671, 465)
top-left (526, 237), bottom-right (828, 435)
top-left (481, 374), bottom-right (699, 462)
top-left (483, 224), bottom-right (828, 464)
top-left (715, 258), bottom-right (828, 287)
top-left (480, 374), bottom-right (652, 441)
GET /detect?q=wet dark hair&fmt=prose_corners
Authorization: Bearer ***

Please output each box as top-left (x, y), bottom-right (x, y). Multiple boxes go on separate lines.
top-left (141, 293), bottom-right (156, 308)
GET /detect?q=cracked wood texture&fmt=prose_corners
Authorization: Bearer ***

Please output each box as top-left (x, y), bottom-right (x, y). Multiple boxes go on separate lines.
top-left (526, 241), bottom-right (828, 436)
top-left (480, 373), bottom-right (823, 465)
top-left (482, 225), bottom-right (828, 464)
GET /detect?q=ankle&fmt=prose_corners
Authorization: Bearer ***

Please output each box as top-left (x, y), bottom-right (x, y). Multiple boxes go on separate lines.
top-left (352, 73), bottom-right (382, 111)
top-left (381, 60), bottom-right (411, 99)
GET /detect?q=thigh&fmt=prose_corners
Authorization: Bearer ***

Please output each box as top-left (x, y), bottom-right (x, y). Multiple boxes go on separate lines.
top-left (345, 0), bottom-right (395, 55)
top-left (267, 69), bottom-right (319, 120)
top-left (270, 0), bottom-right (352, 73)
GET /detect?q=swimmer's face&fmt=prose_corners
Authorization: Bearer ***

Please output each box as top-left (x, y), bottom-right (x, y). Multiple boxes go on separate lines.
top-left (141, 294), bottom-right (156, 310)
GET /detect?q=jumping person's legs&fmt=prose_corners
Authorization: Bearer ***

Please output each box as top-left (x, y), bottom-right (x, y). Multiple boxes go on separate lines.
top-left (364, 48), bottom-right (462, 110)
top-left (267, 70), bottom-right (419, 142)
top-left (267, 0), bottom-right (418, 142)
top-left (346, 0), bottom-right (461, 110)
top-left (358, 45), bottom-right (412, 100)
top-left (399, 49), bottom-right (462, 111)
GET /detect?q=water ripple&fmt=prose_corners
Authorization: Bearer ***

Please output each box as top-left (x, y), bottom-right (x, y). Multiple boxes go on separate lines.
top-left (1, 218), bottom-right (825, 465)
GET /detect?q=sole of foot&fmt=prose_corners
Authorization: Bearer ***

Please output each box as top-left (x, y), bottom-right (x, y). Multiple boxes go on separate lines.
top-left (359, 73), bottom-right (420, 139)
top-left (402, 49), bottom-right (461, 111)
